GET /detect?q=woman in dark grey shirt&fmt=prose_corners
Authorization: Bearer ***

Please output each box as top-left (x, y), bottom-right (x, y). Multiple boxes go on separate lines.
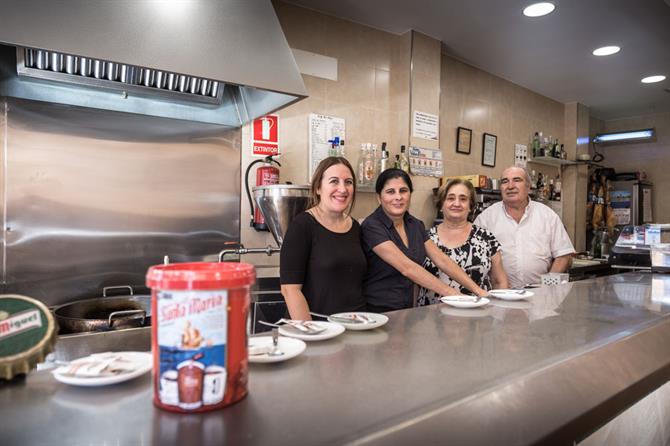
top-left (280, 157), bottom-right (366, 320)
top-left (362, 169), bottom-right (488, 312)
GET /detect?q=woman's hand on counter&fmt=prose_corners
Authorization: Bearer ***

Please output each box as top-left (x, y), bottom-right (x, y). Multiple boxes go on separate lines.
top-left (280, 284), bottom-right (313, 321)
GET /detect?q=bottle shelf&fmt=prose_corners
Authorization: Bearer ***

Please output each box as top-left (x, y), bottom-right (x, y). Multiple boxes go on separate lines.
top-left (529, 156), bottom-right (577, 167)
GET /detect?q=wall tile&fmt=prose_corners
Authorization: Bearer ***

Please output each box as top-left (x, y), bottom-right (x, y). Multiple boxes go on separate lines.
top-left (365, 27), bottom-right (394, 71)
top-left (374, 68), bottom-right (391, 111)
top-left (274, 2), bottom-right (327, 54)
top-left (411, 32), bottom-right (441, 78)
top-left (302, 74), bottom-right (326, 100)
top-left (325, 63), bottom-right (375, 109)
top-left (323, 16), bottom-right (375, 68)
top-left (412, 71), bottom-right (440, 114)
top-left (461, 98), bottom-right (490, 132)
top-left (463, 63), bottom-right (493, 103)
top-left (390, 65), bottom-right (410, 111)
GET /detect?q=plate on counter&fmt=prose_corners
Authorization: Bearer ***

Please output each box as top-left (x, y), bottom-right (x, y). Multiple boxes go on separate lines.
top-left (328, 312), bottom-right (389, 331)
top-left (489, 289), bottom-right (535, 301)
top-left (52, 351), bottom-right (152, 387)
top-left (278, 321), bottom-right (345, 341)
top-left (440, 295), bottom-right (490, 309)
top-left (248, 336), bottom-right (306, 363)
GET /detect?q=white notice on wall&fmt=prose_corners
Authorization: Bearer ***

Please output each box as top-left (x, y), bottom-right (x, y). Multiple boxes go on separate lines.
top-left (412, 111), bottom-right (439, 141)
top-left (514, 144), bottom-right (528, 168)
top-left (308, 113), bottom-right (346, 180)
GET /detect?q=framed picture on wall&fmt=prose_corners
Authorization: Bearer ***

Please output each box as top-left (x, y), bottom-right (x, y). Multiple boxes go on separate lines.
top-left (482, 133), bottom-right (497, 167)
top-left (456, 127), bottom-right (472, 154)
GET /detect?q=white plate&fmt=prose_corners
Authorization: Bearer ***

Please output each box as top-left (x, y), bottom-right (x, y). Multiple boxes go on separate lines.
top-left (489, 289), bottom-right (535, 301)
top-left (248, 336), bottom-right (306, 363)
top-left (327, 312), bottom-right (389, 331)
top-left (439, 295), bottom-right (490, 309)
top-left (52, 352), bottom-right (152, 387)
top-left (278, 321), bottom-right (345, 341)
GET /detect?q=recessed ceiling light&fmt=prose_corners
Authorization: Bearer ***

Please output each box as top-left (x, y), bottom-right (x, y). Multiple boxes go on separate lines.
top-left (641, 75), bottom-right (666, 84)
top-left (523, 2), bottom-right (556, 17)
top-left (592, 46), bottom-right (620, 56)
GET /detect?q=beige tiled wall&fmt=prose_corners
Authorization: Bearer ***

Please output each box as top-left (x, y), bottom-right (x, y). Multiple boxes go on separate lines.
top-left (240, 2), bottom-right (584, 266)
top-left (240, 2), bottom-right (411, 265)
top-left (440, 55), bottom-right (565, 184)
top-left (408, 31), bottom-right (443, 225)
top-left (596, 112), bottom-right (670, 224)
top-left (563, 103), bottom-right (590, 251)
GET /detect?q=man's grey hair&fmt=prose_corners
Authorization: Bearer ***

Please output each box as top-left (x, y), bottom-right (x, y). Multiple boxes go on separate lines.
top-left (501, 166), bottom-right (532, 186)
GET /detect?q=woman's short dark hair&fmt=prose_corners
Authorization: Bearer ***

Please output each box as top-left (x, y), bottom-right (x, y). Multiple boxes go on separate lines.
top-left (437, 178), bottom-right (477, 220)
top-left (375, 168), bottom-right (413, 194)
top-left (308, 156), bottom-right (357, 212)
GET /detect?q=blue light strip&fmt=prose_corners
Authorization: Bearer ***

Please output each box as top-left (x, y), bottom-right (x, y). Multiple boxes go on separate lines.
top-left (593, 129), bottom-right (655, 143)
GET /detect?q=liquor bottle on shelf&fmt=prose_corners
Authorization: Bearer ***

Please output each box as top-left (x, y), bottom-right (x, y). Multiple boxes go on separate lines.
top-left (559, 144), bottom-right (566, 160)
top-left (532, 132), bottom-right (540, 158)
top-left (357, 143), bottom-right (369, 186)
top-left (554, 175), bottom-right (562, 201)
top-left (394, 154), bottom-right (401, 169)
top-left (379, 142), bottom-right (389, 173)
top-left (530, 170), bottom-right (538, 190)
top-left (552, 139), bottom-right (560, 158)
top-left (539, 134), bottom-right (547, 157)
top-left (364, 144), bottom-right (376, 185)
top-left (399, 145), bottom-right (410, 173)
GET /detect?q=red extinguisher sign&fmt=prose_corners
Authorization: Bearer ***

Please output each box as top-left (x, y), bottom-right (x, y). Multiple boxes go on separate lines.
top-left (252, 115), bottom-right (279, 156)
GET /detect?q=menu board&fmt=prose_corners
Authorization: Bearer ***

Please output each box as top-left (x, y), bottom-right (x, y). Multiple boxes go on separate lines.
top-left (308, 114), bottom-right (346, 180)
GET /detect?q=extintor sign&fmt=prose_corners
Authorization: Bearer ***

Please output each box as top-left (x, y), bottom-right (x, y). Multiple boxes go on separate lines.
top-left (252, 115), bottom-right (279, 156)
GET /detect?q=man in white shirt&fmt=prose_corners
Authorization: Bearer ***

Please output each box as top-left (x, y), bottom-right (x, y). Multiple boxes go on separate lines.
top-left (474, 166), bottom-right (574, 288)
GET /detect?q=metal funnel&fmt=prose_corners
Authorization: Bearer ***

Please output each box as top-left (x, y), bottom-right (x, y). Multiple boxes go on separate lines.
top-left (253, 184), bottom-right (310, 246)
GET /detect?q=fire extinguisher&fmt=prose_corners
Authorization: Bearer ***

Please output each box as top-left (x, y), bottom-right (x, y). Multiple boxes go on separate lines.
top-left (245, 155), bottom-right (281, 231)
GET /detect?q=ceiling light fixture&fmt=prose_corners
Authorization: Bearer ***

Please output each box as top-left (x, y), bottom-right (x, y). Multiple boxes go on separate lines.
top-left (641, 75), bottom-right (666, 84)
top-left (592, 46), bottom-right (620, 56)
top-left (593, 128), bottom-right (655, 144)
top-left (523, 2), bottom-right (556, 17)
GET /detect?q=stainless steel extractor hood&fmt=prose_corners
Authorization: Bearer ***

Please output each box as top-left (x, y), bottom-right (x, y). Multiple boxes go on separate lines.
top-left (0, 0), bottom-right (307, 126)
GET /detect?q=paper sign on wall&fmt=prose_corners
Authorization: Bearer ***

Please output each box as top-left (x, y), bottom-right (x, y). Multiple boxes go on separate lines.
top-left (412, 111), bottom-right (438, 141)
top-left (408, 146), bottom-right (443, 177)
top-left (308, 113), bottom-right (346, 180)
top-left (252, 115), bottom-right (279, 156)
top-left (514, 144), bottom-right (528, 168)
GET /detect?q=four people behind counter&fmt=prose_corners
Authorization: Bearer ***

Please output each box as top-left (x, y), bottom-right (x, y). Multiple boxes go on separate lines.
top-left (280, 158), bottom-right (574, 319)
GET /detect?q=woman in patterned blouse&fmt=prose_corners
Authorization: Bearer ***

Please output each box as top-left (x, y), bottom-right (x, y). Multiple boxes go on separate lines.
top-left (418, 178), bottom-right (509, 306)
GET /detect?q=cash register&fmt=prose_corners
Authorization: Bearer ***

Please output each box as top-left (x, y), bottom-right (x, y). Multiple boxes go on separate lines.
top-left (610, 224), bottom-right (670, 273)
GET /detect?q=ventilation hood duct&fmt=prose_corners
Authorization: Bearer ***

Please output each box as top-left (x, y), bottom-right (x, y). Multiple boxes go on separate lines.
top-left (0, 0), bottom-right (307, 127)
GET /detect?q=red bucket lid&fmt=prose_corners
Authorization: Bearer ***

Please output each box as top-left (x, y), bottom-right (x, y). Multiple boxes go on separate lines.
top-left (146, 262), bottom-right (256, 291)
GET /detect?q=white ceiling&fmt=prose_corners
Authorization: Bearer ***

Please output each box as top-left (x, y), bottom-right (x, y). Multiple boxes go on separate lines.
top-left (286, 0), bottom-right (670, 120)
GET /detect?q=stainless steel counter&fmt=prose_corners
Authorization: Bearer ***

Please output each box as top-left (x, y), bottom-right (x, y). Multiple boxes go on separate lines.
top-left (2, 273), bottom-right (670, 445)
